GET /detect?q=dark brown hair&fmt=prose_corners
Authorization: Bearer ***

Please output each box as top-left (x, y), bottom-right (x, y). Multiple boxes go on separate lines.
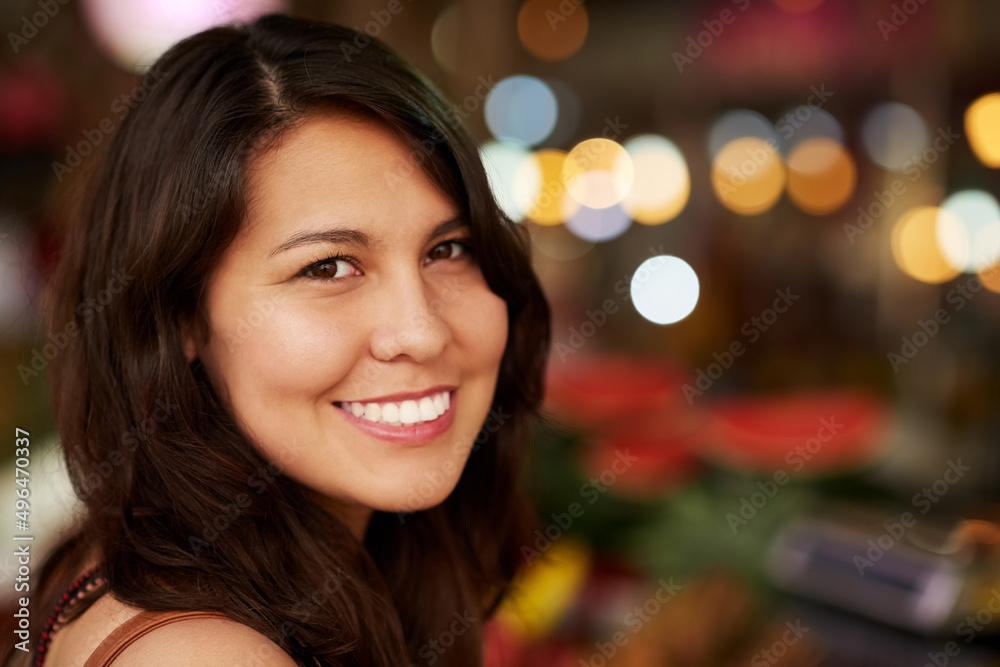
top-left (12, 13), bottom-right (550, 667)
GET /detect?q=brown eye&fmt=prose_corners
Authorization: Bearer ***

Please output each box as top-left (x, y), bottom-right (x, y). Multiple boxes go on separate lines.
top-left (428, 241), bottom-right (469, 261)
top-left (303, 258), bottom-right (356, 280)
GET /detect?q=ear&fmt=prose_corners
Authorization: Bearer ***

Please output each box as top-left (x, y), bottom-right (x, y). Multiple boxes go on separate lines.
top-left (178, 314), bottom-right (201, 364)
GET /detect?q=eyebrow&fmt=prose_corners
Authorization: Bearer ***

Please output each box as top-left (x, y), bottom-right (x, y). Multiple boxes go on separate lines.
top-left (266, 216), bottom-right (467, 259)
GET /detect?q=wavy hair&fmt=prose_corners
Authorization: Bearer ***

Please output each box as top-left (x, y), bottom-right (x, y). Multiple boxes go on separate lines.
top-left (12, 13), bottom-right (550, 667)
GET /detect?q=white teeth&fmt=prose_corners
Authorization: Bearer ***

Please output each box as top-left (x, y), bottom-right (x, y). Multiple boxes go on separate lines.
top-left (381, 403), bottom-right (400, 423)
top-left (399, 400), bottom-right (419, 424)
top-left (339, 390), bottom-right (452, 426)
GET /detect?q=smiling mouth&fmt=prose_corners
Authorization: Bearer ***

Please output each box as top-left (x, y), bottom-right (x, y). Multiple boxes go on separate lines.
top-left (333, 389), bottom-right (453, 427)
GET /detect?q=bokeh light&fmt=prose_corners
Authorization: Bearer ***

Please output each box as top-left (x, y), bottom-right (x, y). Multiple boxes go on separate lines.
top-left (480, 140), bottom-right (541, 222)
top-left (978, 260), bottom-right (1000, 293)
top-left (82, 0), bottom-right (287, 72)
top-left (621, 134), bottom-right (690, 225)
top-left (861, 102), bottom-right (929, 171)
top-left (517, 0), bottom-right (589, 62)
top-left (563, 138), bottom-right (633, 209)
top-left (708, 109), bottom-right (779, 159)
top-left (430, 4), bottom-right (462, 73)
top-left (891, 207), bottom-right (962, 284)
top-left (630, 256), bottom-right (700, 325)
top-left (566, 203), bottom-right (631, 242)
top-left (711, 137), bottom-right (786, 216)
top-left (524, 149), bottom-right (580, 225)
top-left (777, 108), bottom-right (844, 155)
top-left (965, 93), bottom-right (1000, 168)
top-left (937, 190), bottom-right (1000, 272)
top-left (484, 75), bottom-right (558, 147)
top-left (786, 138), bottom-right (857, 215)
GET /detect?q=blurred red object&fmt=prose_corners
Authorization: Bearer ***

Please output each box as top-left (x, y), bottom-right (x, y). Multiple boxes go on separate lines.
top-left (583, 410), bottom-right (704, 497)
top-left (696, 390), bottom-right (889, 475)
top-left (544, 353), bottom-right (705, 497)
top-left (484, 618), bottom-right (527, 667)
top-left (543, 353), bottom-right (693, 428)
top-left (0, 61), bottom-right (66, 153)
top-left (484, 620), bottom-right (579, 667)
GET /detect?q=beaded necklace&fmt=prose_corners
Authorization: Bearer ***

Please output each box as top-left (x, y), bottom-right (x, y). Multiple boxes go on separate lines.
top-left (32, 566), bottom-right (107, 667)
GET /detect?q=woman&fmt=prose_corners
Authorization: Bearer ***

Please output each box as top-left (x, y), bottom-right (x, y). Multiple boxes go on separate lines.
top-left (6, 12), bottom-right (550, 666)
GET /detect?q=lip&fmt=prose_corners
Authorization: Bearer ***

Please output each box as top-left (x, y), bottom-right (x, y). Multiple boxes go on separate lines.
top-left (334, 390), bottom-right (457, 446)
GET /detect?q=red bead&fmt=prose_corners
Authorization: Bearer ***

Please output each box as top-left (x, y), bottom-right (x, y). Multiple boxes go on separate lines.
top-left (32, 564), bottom-right (107, 667)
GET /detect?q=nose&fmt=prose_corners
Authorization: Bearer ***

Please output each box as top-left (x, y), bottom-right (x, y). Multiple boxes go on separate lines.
top-left (369, 271), bottom-right (452, 364)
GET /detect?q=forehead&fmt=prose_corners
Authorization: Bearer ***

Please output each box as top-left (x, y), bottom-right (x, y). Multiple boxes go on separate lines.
top-left (237, 110), bottom-right (457, 247)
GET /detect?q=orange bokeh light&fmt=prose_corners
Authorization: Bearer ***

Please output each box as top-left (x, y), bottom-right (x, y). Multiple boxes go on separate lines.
top-left (517, 0), bottom-right (589, 62)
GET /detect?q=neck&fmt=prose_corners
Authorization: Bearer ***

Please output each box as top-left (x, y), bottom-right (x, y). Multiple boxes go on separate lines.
top-left (306, 490), bottom-right (373, 542)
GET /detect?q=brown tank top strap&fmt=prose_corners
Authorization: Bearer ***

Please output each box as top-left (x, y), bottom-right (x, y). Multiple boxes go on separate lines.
top-left (83, 610), bottom-right (229, 666)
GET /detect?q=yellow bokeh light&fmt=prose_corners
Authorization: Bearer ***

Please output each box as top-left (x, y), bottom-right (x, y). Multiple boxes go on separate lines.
top-left (517, 0), bottom-right (589, 62)
top-left (563, 138), bottom-right (633, 209)
top-left (711, 137), bottom-right (786, 215)
top-left (966, 93), bottom-right (1000, 168)
top-left (622, 135), bottom-right (690, 225)
top-left (891, 207), bottom-right (962, 284)
top-left (524, 149), bottom-right (580, 225)
top-left (978, 261), bottom-right (1000, 293)
top-left (495, 539), bottom-right (590, 640)
top-left (786, 138), bottom-right (857, 215)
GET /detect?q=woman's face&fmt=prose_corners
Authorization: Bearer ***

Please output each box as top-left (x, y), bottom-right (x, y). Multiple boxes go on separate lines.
top-left (184, 111), bottom-right (508, 535)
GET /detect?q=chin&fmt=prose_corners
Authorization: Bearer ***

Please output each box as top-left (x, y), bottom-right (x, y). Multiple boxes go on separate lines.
top-left (377, 468), bottom-right (463, 517)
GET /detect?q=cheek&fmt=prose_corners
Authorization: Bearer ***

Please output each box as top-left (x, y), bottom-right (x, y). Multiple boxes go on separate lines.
top-left (444, 282), bottom-right (508, 366)
top-left (206, 296), bottom-right (362, 398)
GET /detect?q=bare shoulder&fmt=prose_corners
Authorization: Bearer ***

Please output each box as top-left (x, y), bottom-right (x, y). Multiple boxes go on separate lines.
top-left (40, 552), bottom-right (300, 666)
top-left (112, 615), bottom-right (300, 666)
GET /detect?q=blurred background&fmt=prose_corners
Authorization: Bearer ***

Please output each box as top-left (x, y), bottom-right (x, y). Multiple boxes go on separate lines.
top-left (2, 0), bottom-right (1000, 665)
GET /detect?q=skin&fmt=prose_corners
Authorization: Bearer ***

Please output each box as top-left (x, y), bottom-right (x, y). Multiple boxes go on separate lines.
top-left (48, 112), bottom-right (508, 665)
top-left (182, 110), bottom-right (509, 542)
